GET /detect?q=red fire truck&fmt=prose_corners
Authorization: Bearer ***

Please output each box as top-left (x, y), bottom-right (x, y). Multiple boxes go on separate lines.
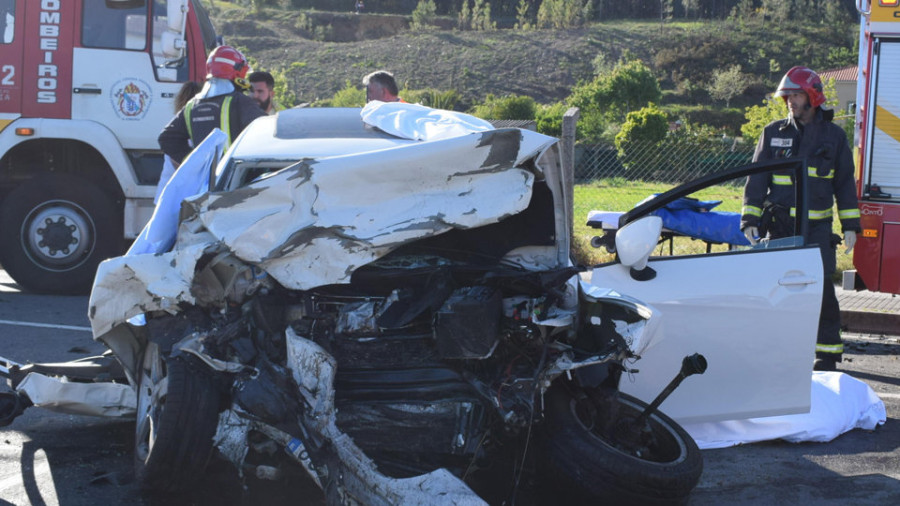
top-left (0, 0), bottom-right (216, 294)
top-left (850, 0), bottom-right (900, 294)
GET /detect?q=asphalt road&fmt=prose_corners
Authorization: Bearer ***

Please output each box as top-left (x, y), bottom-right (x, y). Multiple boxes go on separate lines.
top-left (0, 267), bottom-right (898, 505)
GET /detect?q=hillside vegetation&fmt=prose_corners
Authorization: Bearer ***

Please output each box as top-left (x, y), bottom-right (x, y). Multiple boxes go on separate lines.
top-left (208, 2), bottom-right (858, 134)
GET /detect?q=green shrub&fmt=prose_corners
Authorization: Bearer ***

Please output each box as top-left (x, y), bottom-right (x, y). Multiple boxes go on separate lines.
top-left (331, 80), bottom-right (365, 107)
top-left (615, 104), bottom-right (668, 160)
top-left (471, 94), bottom-right (536, 120)
top-left (402, 88), bottom-right (461, 110)
top-left (535, 102), bottom-right (568, 137)
top-left (568, 59), bottom-right (661, 143)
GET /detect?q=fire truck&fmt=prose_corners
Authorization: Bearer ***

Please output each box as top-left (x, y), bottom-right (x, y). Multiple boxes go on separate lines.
top-left (850, 0), bottom-right (900, 295)
top-left (0, 0), bottom-right (216, 294)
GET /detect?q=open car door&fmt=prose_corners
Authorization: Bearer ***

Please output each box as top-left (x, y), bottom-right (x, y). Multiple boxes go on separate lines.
top-left (590, 159), bottom-right (823, 424)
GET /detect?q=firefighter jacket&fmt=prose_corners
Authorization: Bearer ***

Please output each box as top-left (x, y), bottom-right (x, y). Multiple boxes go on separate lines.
top-left (158, 90), bottom-right (265, 164)
top-left (741, 108), bottom-right (861, 236)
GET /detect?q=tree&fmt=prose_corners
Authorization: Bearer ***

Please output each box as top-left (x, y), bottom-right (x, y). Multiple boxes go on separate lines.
top-left (741, 93), bottom-right (785, 143)
top-left (411, 0), bottom-right (438, 31)
top-left (458, 0), bottom-right (471, 29)
top-left (459, 0), bottom-right (496, 31)
top-left (682, 0), bottom-right (701, 19)
top-left (660, 0), bottom-right (674, 25)
top-left (708, 64), bottom-right (748, 107)
top-left (567, 59), bottom-right (662, 143)
top-left (537, 0), bottom-right (591, 29)
top-left (514, 0), bottom-right (533, 30)
top-left (569, 59), bottom-right (662, 124)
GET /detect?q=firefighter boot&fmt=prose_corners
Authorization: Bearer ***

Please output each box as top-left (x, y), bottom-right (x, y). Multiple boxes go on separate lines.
top-left (813, 357), bottom-right (837, 372)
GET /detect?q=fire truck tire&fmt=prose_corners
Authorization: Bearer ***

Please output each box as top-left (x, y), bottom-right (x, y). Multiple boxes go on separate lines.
top-left (0, 174), bottom-right (121, 294)
top-left (134, 344), bottom-right (220, 493)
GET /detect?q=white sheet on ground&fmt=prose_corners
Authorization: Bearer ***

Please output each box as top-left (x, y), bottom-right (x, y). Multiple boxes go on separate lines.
top-left (683, 372), bottom-right (886, 449)
top-left (361, 101), bottom-right (495, 141)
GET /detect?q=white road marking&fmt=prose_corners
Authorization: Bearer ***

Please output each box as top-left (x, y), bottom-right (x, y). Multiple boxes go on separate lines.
top-left (0, 319), bottom-right (91, 332)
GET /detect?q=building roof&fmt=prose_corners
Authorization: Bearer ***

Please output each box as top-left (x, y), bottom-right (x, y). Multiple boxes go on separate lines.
top-left (820, 65), bottom-right (858, 83)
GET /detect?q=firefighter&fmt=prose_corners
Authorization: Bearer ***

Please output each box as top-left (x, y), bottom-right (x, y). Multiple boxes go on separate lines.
top-left (158, 45), bottom-right (266, 166)
top-left (740, 66), bottom-right (861, 372)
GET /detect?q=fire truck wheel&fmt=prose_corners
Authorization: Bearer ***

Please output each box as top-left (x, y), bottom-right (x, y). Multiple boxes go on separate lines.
top-left (0, 174), bottom-right (121, 294)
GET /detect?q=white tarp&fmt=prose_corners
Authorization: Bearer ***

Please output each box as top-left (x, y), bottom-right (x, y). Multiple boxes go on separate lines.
top-left (361, 101), bottom-right (495, 141)
top-left (683, 372), bottom-right (886, 449)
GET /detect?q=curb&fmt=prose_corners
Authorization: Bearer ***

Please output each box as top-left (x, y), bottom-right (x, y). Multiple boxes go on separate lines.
top-left (841, 309), bottom-right (900, 336)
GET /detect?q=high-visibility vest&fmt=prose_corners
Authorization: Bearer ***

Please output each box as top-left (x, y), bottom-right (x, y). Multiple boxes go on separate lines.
top-left (184, 96), bottom-right (234, 151)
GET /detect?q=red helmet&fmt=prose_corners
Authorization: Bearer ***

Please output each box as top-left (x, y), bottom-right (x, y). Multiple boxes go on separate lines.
top-left (775, 66), bottom-right (826, 108)
top-left (206, 45), bottom-right (250, 86)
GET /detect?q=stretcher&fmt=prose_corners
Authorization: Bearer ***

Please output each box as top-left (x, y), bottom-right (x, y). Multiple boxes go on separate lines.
top-left (587, 197), bottom-right (751, 255)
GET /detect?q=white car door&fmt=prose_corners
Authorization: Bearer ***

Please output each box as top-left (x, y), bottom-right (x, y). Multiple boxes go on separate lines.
top-left (590, 159), bottom-right (823, 424)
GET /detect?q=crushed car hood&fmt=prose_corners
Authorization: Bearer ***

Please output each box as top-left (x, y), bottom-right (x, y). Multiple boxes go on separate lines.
top-left (90, 126), bottom-right (560, 372)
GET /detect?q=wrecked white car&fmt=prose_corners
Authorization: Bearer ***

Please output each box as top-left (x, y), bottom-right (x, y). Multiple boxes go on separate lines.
top-left (1, 105), bottom-right (722, 504)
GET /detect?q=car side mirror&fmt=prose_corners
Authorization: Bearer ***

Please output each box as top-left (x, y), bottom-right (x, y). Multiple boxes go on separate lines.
top-left (615, 216), bottom-right (661, 281)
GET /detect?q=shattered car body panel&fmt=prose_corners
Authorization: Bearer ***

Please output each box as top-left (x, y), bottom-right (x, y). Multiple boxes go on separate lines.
top-left (16, 373), bottom-right (136, 417)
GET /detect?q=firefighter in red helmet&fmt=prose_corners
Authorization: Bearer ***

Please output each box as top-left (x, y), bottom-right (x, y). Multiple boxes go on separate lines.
top-left (741, 66), bottom-right (861, 372)
top-left (158, 45), bottom-right (266, 166)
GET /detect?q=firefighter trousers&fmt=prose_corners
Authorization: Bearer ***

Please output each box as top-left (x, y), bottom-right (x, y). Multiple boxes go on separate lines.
top-left (809, 222), bottom-right (842, 362)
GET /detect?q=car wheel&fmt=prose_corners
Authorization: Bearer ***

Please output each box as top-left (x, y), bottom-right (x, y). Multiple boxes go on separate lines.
top-left (540, 384), bottom-right (703, 505)
top-left (0, 174), bottom-right (121, 294)
top-left (134, 342), bottom-right (220, 493)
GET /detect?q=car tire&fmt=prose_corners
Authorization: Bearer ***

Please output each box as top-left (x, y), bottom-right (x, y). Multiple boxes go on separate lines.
top-left (0, 174), bottom-right (121, 294)
top-left (134, 342), bottom-right (220, 493)
top-left (540, 384), bottom-right (703, 505)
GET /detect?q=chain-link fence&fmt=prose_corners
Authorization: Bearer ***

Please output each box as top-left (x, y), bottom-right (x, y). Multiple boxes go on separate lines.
top-left (575, 136), bottom-right (756, 186)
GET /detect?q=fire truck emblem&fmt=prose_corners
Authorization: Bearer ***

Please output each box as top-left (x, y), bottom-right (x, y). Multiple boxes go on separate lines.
top-left (111, 79), bottom-right (152, 120)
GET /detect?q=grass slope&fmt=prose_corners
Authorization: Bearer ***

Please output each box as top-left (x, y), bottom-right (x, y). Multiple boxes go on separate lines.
top-left (210, 7), bottom-right (856, 109)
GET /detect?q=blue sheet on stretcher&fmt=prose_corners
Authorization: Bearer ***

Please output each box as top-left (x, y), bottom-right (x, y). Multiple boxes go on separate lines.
top-left (588, 196), bottom-right (750, 247)
top-left (647, 196), bottom-right (750, 246)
